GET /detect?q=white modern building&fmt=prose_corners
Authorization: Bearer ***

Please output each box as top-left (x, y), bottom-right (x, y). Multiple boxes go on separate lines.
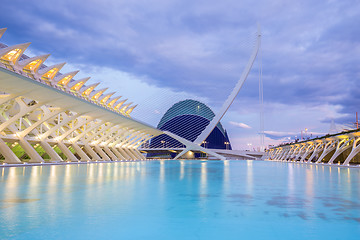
top-left (0, 28), bottom-right (163, 163)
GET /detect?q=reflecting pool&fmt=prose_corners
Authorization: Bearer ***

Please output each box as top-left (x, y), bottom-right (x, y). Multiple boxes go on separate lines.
top-left (0, 160), bottom-right (359, 239)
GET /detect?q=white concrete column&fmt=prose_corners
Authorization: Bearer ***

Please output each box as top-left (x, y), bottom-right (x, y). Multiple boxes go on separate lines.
top-left (56, 142), bottom-right (78, 162)
top-left (19, 138), bottom-right (44, 163)
top-left (343, 137), bottom-right (360, 165)
top-left (293, 145), bottom-right (306, 161)
top-left (300, 144), bottom-right (314, 162)
top-left (280, 148), bottom-right (291, 161)
top-left (117, 148), bottom-right (132, 160)
top-left (110, 147), bottom-right (126, 160)
top-left (40, 141), bottom-right (63, 162)
top-left (72, 143), bottom-right (91, 161)
top-left (103, 146), bottom-right (118, 161)
top-left (123, 148), bottom-right (137, 160)
top-left (315, 141), bottom-right (337, 163)
top-left (83, 143), bottom-right (102, 160)
top-left (289, 145), bottom-right (300, 161)
top-left (130, 148), bottom-right (146, 160)
top-left (94, 145), bottom-right (111, 161)
top-left (278, 148), bottom-right (287, 161)
top-left (0, 138), bottom-right (22, 163)
top-left (273, 149), bottom-right (282, 160)
top-left (328, 138), bottom-right (352, 164)
top-left (307, 143), bottom-right (324, 163)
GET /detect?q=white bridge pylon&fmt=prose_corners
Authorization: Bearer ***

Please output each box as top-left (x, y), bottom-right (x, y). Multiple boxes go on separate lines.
top-left (169, 27), bottom-right (262, 160)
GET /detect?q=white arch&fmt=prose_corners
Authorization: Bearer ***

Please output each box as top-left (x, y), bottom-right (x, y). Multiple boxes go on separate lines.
top-left (172, 27), bottom-right (262, 160)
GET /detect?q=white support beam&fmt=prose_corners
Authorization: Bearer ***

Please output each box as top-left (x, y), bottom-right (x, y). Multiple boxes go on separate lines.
top-left (83, 143), bottom-right (102, 161)
top-left (328, 138), bottom-right (353, 164)
top-left (72, 143), bottom-right (91, 162)
top-left (93, 145), bottom-right (111, 161)
top-left (19, 138), bottom-right (44, 163)
top-left (117, 148), bottom-right (132, 160)
top-left (343, 137), bottom-right (360, 165)
top-left (110, 147), bottom-right (126, 160)
top-left (315, 141), bottom-right (337, 163)
top-left (0, 138), bottom-right (22, 163)
top-left (56, 142), bottom-right (78, 162)
top-left (40, 141), bottom-right (63, 162)
top-left (307, 143), bottom-right (324, 163)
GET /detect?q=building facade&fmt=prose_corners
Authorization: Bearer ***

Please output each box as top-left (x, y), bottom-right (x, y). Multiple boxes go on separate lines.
top-left (148, 99), bottom-right (231, 158)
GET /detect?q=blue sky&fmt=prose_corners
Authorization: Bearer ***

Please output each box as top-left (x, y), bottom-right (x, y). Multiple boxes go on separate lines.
top-left (1, 0), bottom-right (359, 149)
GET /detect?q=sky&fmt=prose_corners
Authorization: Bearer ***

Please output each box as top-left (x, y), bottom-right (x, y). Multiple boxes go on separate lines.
top-left (1, 0), bottom-right (359, 150)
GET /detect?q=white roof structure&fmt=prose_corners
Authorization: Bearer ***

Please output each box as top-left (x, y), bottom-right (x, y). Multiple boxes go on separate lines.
top-left (0, 27), bottom-right (163, 164)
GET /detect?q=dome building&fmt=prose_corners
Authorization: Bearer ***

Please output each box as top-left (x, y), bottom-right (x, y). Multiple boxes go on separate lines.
top-left (148, 99), bottom-right (231, 158)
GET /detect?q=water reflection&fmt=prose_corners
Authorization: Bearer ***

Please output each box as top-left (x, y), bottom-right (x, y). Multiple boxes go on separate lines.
top-left (304, 167), bottom-right (314, 220)
top-left (246, 161), bottom-right (253, 195)
top-left (0, 161), bottom-right (359, 239)
top-left (305, 169), bottom-right (314, 199)
top-left (287, 164), bottom-right (294, 195)
top-left (5, 168), bottom-right (19, 199)
top-left (180, 160), bottom-right (185, 180)
top-left (159, 160), bottom-right (165, 188)
top-left (223, 160), bottom-right (230, 194)
top-left (47, 165), bottom-right (58, 223)
top-left (200, 162), bottom-right (207, 196)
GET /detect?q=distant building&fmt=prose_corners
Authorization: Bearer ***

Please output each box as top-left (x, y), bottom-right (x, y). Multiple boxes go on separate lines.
top-left (148, 99), bottom-right (231, 158)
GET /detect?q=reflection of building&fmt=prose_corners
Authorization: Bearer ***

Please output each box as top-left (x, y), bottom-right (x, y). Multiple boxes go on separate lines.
top-left (149, 99), bottom-right (231, 158)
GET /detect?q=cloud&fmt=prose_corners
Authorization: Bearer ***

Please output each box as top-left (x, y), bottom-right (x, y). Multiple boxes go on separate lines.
top-left (264, 131), bottom-right (297, 140)
top-left (229, 121), bottom-right (252, 129)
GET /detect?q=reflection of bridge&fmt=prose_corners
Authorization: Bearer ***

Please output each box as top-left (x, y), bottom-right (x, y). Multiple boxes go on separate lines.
top-left (266, 129), bottom-right (360, 165)
top-left (140, 148), bottom-right (264, 160)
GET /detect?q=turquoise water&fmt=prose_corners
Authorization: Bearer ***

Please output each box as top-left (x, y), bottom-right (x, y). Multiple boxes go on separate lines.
top-left (0, 160), bottom-right (359, 240)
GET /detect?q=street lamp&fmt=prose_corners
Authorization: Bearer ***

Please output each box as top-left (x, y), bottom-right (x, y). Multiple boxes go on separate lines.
top-left (161, 140), bottom-right (165, 148)
top-left (247, 143), bottom-right (252, 151)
